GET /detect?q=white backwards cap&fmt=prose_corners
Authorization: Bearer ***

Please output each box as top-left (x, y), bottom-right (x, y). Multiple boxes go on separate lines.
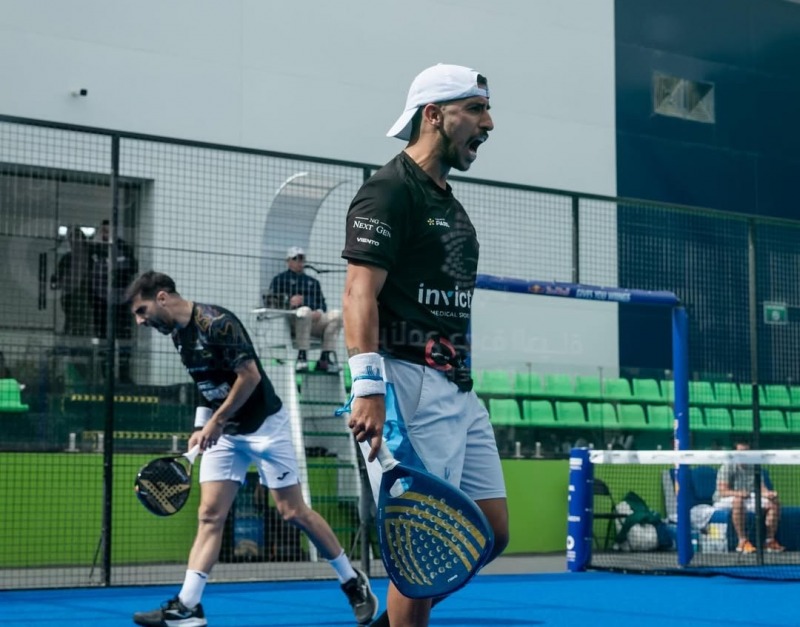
top-left (386, 63), bottom-right (489, 141)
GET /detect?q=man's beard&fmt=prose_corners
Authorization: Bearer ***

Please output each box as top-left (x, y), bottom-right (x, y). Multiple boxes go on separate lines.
top-left (438, 127), bottom-right (469, 172)
top-left (149, 318), bottom-right (174, 335)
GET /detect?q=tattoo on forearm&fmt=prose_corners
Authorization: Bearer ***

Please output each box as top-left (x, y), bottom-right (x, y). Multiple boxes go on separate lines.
top-left (347, 346), bottom-right (361, 357)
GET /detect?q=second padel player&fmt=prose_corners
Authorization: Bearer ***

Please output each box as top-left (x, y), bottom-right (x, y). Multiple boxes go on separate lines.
top-left (125, 271), bottom-right (377, 627)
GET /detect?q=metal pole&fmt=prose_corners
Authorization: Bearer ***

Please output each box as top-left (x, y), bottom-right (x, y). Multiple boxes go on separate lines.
top-left (672, 306), bottom-right (692, 566)
top-left (748, 218), bottom-right (764, 562)
top-left (571, 195), bottom-right (580, 284)
top-left (101, 135), bottom-right (120, 585)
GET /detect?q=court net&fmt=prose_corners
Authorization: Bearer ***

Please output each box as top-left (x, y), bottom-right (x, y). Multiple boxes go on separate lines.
top-left (568, 448), bottom-right (800, 580)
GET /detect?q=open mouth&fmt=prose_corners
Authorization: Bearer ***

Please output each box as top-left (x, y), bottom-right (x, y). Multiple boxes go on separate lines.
top-left (468, 136), bottom-right (487, 154)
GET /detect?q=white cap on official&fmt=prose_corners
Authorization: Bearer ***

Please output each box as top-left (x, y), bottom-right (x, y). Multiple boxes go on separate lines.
top-left (286, 246), bottom-right (305, 259)
top-left (386, 63), bottom-right (489, 141)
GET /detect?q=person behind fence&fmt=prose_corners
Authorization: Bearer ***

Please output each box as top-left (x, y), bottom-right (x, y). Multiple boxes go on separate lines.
top-left (50, 225), bottom-right (91, 336)
top-left (89, 220), bottom-right (138, 340)
top-left (124, 271), bottom-right (377, 627)
top-left (89, 220), bottom-right (138, 383)
top-left (713, 438), bottom-right (785, 554)
top-left (341, 63), bottom-right (508, 627)
top-left (266, 246), bottom-right (342, 373)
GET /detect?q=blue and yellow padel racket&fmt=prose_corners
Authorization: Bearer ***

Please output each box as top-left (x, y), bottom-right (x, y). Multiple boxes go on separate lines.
top-left (374, 442), bottom-right (494, 599)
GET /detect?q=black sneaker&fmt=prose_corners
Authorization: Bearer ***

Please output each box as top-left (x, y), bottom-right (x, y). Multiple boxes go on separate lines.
top-left (132, 596), bottom-right (207, 627)
top-left (341, 567), bottom-right (379, 625)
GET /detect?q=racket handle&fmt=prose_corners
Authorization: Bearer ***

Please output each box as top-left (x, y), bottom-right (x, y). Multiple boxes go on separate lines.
top-left (184, 444), bottom-right (201, 464)
top-left (375, 439), bottom-right (399, 472)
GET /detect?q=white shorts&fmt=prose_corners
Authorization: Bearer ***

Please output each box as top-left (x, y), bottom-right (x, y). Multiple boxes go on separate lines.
top-left (360, 357), bottom-right (506, 504)
top-left (199, 405), bottom-right (299, 490)
top-left (714, 494), bottom-right (774, 511)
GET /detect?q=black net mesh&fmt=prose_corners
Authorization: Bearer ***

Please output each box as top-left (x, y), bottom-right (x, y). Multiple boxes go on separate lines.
top-left (3, 116), bottom-right (800, 588)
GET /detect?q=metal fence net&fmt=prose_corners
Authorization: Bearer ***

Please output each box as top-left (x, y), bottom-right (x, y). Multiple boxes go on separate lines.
top-left (2, 117), bottom-right (800, 589)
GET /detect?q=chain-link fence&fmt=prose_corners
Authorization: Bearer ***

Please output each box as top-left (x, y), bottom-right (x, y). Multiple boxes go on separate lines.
top-left (2, 115), bottom-right (799, 589)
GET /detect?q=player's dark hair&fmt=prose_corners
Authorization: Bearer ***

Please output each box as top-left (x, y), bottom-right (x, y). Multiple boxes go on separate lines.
top-left (124, 270), bottom-right (177, 304)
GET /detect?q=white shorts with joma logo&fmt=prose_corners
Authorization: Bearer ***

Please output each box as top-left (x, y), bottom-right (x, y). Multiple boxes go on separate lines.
top-left (199, 405), bottom-right (299, 489)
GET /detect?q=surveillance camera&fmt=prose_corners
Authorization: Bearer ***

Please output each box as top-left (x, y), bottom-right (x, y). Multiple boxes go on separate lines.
top-left (71, 88), bottom-right (88, 97)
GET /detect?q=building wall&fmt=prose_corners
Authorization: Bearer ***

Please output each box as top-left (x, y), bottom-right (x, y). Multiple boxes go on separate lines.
top-left (615, 0), bottom-right (800, 219)
top-left (0, 0), bottom-right (617, 196)
top-left (615, 0), bottom-right (800, 378)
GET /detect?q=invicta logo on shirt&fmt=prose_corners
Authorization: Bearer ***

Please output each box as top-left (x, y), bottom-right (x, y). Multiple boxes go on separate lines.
top-left (418, 282), bottom-right (472, 318)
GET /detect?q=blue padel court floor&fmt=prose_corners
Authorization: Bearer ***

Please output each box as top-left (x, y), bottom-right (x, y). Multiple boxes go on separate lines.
top-left (3, 572), bottom-right (799, 626)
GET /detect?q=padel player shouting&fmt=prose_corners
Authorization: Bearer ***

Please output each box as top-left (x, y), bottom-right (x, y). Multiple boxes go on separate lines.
top-left (341, 63), bottom-right (509, 627)
top-left (125, 271), bottom-right (377, 627)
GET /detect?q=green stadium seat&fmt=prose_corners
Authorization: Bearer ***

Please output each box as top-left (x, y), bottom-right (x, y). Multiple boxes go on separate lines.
top-left (487, 398), bottom-right (522, 426)
top-left (574, 376), bottom-right (603, 399)
top-left (0, 379), bottom-right (29, 412)
top-left (760, 409), bottom-right (788, 433)
top-left (789, 387), bottom-right (800, 408)
top-left (703, 407), bottom-right (732, 431)
top-left (617, 404), bottom-right (648, 429)
top-left (713, 382), bottom-right (741, 406)
top-left (512, 372), bottom-right (543, 395)
top-left (689, 407), bottom-right (705, 429)
top-left (689, 380), bottom-right (716, 405)
top-left (522, 400), bottom-right (556, 426)
top-left (475, 370), bottom-right (512, 395)
top-left (632, 379), bottom-right (663, 402)
top-left (646, 404), bottom-right (673, 430)
top-left (543, 373), bottom-right (574, 397)
top-left (738, 384), bottom-right (753, 405)
top-left (787, 411), bottom-right (800, 433)
top-left (554, 401), bottom-right (586, 426)
top-left (603, 378), bottom-right (632, 400)
top-left (660, 380), bottom-right (675, 401)
top-left (761, 385), bottom-right (792, 407)
top-left (586, 402), bottom-right (618, 426)
top-left (731, 409), bottom-right (753, 432)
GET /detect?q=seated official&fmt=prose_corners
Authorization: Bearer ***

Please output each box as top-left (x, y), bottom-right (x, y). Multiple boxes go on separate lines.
top-left (266, 246), bottom-right (342, 373)
top-left (712, 438), bottom-right (785, 554)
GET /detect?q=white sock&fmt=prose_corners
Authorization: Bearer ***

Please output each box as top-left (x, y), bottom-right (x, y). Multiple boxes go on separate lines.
top-left (178, 570), bottom-right (208, 609)
top-left (328, 550), bottom-right (357, 583)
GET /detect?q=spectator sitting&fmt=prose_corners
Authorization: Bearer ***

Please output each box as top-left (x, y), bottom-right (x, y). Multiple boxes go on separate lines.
top-left (267, 246), bottom-right (342, 373)
top-left (712, 438), bottom-right (785, 553)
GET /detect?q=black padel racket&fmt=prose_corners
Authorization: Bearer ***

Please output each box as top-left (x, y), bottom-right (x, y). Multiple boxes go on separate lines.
top-left (134, 445), bottom-right (200, 516)
top-left (374, 441), bottom-right (494, 599)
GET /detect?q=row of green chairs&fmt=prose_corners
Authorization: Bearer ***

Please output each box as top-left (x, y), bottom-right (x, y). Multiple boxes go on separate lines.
top-left (486, 397), bottom-right (800, 433)
top-left (475, 370), bottom-right (800, 408)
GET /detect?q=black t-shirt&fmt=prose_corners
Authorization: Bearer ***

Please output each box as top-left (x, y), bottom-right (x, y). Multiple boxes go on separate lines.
top-left (341, 152), bottom-right (479, 365)
top-left (268, 270), bottom-right (327, 311)
top-left (172, 302), bottom-right (282, 435)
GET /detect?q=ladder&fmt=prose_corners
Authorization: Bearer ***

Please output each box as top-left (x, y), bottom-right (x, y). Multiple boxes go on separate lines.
top-left (250, 307), bottom-right (362, 561)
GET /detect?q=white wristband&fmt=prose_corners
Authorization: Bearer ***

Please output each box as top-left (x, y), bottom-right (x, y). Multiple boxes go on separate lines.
top-left (348, 352), bottom-right (386, 397)
top-left (194, 406), bottom-right (213, 428)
